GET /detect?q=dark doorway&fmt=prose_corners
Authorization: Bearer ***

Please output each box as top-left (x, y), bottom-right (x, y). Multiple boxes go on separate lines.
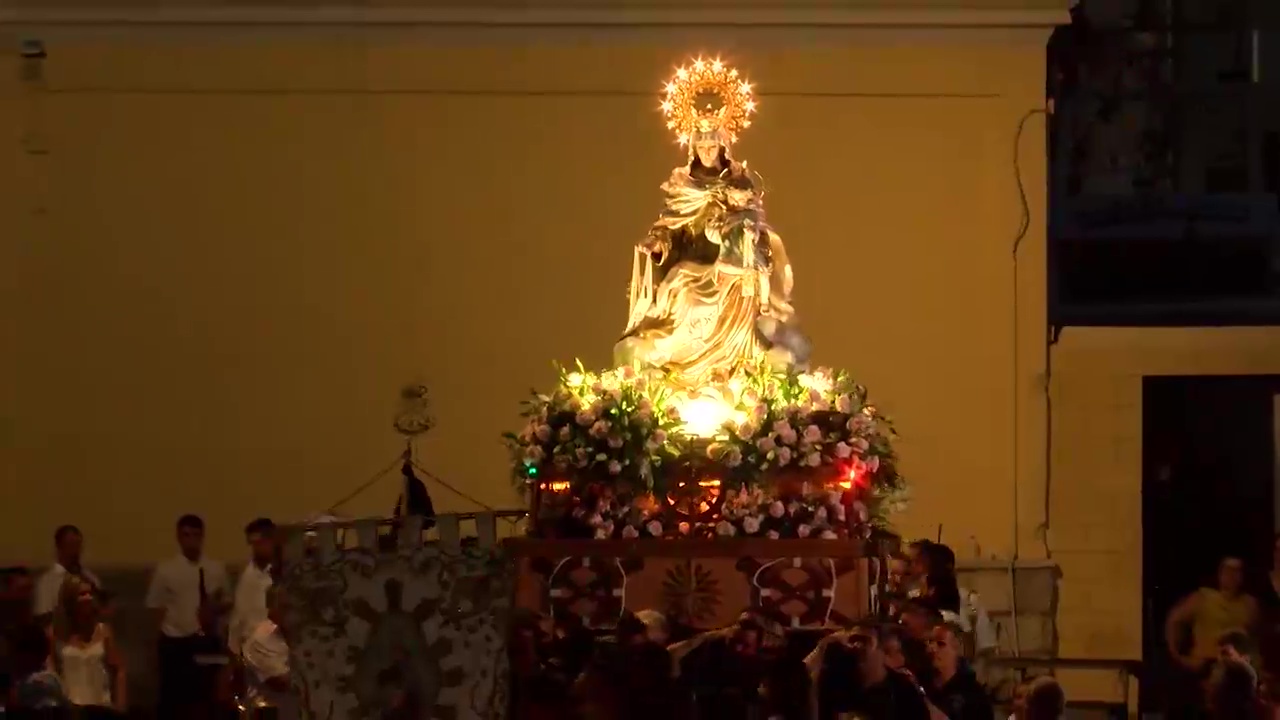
top-left (1142, 374), bottom-right (1280, 713)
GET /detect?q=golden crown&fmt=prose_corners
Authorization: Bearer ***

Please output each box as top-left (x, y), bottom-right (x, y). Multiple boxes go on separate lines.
top-left (660, 57), bottom-right (757, 146)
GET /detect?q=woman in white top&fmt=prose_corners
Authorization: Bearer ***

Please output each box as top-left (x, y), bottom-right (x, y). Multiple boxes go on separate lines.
top-left (49, 575), bottom-right (127, 713)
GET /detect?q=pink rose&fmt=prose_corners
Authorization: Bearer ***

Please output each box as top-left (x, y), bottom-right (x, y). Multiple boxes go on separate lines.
top-left (834, 442), bottom-right (852, 459)
top-left (803, 425), bottom-right (822, 443)
top-left (757, 436), bottom-right (777, 453)
top-left (768, 501), bottom-right (785, 518)
top-left (776, 447), bottom-right (793, 466)
top-left (797, 524), bottom-right (812, 538)
top-left (622, 525), bottom-right (639, 539)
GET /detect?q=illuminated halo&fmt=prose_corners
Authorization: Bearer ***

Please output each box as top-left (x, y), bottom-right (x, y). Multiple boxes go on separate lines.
top-left (660, 56), bottom-right (757, 146)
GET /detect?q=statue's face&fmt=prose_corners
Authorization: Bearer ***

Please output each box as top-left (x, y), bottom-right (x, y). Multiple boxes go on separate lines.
top-left (694, 140), bottom-right (721, 168)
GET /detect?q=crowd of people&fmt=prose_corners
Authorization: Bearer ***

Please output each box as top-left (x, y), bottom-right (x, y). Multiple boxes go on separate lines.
top-left (0, 515), bottom-right (288, 718)
top-left (512, 538), bottom-right (1059, 720)
top-left (5, 516), bottom-right (1279, 719)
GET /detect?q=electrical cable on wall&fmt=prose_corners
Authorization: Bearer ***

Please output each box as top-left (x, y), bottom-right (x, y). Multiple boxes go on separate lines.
top-left (1009, 104), bottom-right (1050, 657)
top-left (1012, 105), bottom-right (1060, 561)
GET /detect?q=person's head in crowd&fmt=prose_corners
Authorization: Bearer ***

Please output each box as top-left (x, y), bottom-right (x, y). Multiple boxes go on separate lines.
top-left (845, 622), bottom-right (894, 682)
top-left (2, 566), bottom-right (35, 624)
top-left (925, 572), bottom-right (962, 614)
top-left (55, 575), bottom-right (99, 638)
top-left (53, 525), bottom-right (84, 572)
top-left (614, 612), bottom-right (649, 646)
top-left (1209, 658), bottom-right (1261, 719)
top-left (899, 597), bottom-right (942, 639)
top-left (878, 623), bottom-right (908, 670)
top-left (1023, 675), bottom-right (1066, 720)
top-left (1217, 555), bottom-right (1245, 596)
top-left (926, 622), bottom-right (965, 677)
top-left (1218, 629), bottom-right (1255, 665)
top-left (907, 540), bottom-right (933, 579)
top-left (888, 552), bottom-right (910, 591)
top-left (925, 542), bottom-right (958, 576)
top-left (634, 609), bottom-right (670, 646)
top-left (176, 514), bottom-right (205, 560)
top-left (244, 517), bottom-right (277, 568)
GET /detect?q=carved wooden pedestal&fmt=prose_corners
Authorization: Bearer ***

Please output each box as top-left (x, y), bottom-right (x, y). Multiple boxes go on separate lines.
top-left (507, 538), bottom-right (869, 632)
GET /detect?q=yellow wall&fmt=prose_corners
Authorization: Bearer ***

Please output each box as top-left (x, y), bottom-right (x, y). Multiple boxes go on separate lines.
top-left (0, 25), bottom-right (1054, 572)
top-left (1050, 328), bottom-right (1280, 683)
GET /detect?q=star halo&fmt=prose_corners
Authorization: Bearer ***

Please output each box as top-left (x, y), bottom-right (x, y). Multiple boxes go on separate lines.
top-left (660, 57), bottom-right (757, 146)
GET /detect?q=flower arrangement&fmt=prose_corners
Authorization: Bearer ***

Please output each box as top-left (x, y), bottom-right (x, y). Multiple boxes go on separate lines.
top-left (505, 360), bottom-right (908, 537)
top-left (502, 362), bottom-right (684, 493)
top-left (708, 363), bottom-right (907, 526)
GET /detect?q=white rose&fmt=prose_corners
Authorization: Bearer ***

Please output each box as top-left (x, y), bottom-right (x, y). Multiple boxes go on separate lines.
top-left (803, 425), bottom-right (822, 443)
top-left (724, 447), bottom-right (743, 468)
top-left (805, 451), bottom-right (822, 467)
top-left (835, 394), bottom-right (854, 414)
top-left (742, 516), bottom-right (761, 534)
top-left (768, 501), bottom-right (785, 519)
top-left (607, 460), bottom-right (623, 475)
top-left (646, 520), bottom-right (664, 537)
top-left (535, 424), bottom-right (552, 442)
top-left (622, 525), bottom-right (639, 539)
top-left (797, 523), bottom-right (812, 538)
top-left (834, 441), bottom-right (852, 459)
top-left (776, 447), bottom-right (793, 466)
top-left (715, 521), bottom-right (736, 537)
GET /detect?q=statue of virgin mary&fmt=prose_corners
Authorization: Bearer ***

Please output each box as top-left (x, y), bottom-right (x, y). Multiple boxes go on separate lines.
top-left (615, 59), bottom-right (809, 392)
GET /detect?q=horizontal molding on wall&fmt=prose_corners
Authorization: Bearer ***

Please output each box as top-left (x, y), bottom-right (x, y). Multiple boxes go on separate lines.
top-left (1, 1), bottom-right (1071, 30)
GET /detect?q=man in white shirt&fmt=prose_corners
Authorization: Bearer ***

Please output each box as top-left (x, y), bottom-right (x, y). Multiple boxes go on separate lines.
top-left (144, 513), bottom-right (230, 717)
top-left (242, 584), bottom-right (298, 719)
top-left (229, 517), bottom-right (277, 656)
top-left (33, 525), bottom-right (103, 620)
